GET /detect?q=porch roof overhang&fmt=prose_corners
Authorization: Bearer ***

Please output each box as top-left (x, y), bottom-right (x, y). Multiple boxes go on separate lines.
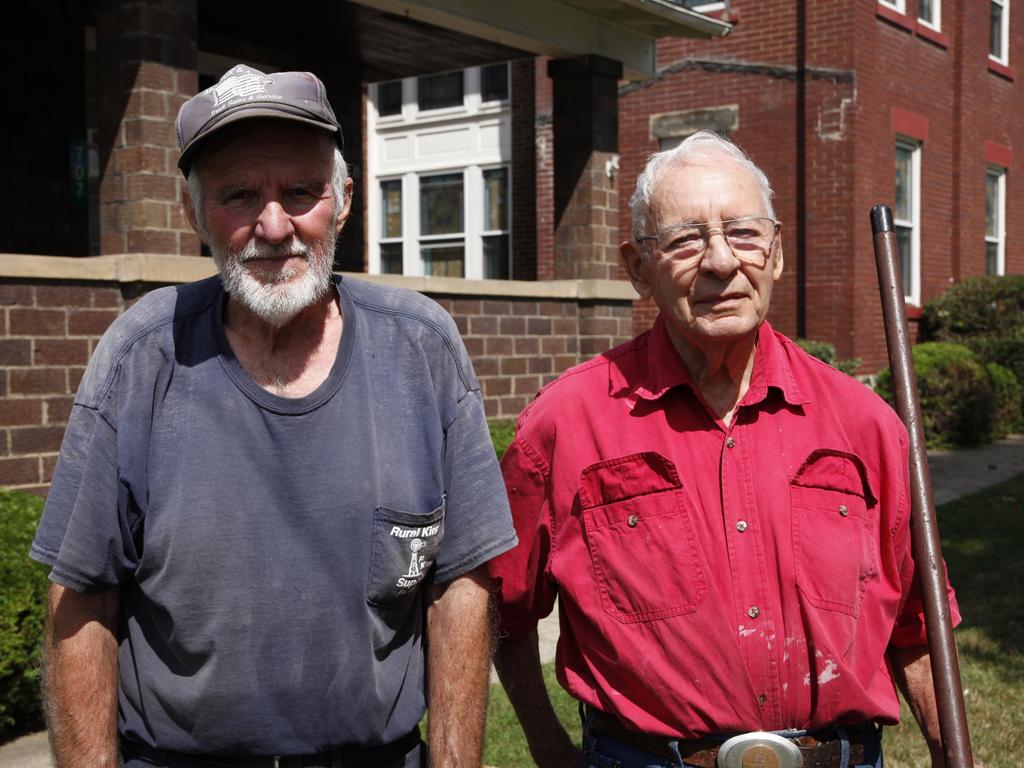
top-left (347, 0), bottom-right (731, 79)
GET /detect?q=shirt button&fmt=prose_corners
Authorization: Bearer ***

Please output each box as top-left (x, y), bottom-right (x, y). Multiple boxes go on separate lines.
top-left (748, 605), bottom-right (760, 619)
top-left (628, 514), bottom-right (640, 528)
top-left (736, 520), bottom-right (748, 532)
top-left (726, 437), bottom-right (736, 448)
top-left (838, 504), bottom-right (849, 517)
top-left (758, 694), bottom-right (768, 706)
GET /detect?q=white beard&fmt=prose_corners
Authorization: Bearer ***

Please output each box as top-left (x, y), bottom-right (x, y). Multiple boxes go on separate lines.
top-left (212, 235), bottom-right (336, 328)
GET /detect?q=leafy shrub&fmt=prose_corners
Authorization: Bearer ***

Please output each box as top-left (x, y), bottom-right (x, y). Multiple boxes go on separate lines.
top-left (0, 489), bottom-right (48, 740)
top-left (874, 342), bottom-right (994, 449)
top-left (919, 275), bottom-right (1024, 409)
top-left (986, 362), bottom-right (1024, 438)
top-left (489, 419), bottom-right (516, 458)
top-left (795, 339), bottom-right (861, 376)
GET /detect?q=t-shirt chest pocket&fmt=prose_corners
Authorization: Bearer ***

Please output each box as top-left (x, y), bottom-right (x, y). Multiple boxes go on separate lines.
top-left (367, 499), bottom-right (445, 607)
top-left (577, 452), bottom-right (707, 623)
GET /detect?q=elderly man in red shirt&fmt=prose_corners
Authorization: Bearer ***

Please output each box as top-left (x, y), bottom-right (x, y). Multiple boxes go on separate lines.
top-left (489, 131), bottom-right (958, 768)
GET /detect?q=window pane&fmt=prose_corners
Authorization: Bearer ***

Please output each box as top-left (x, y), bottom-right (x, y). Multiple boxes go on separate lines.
top-left (919, 0), bottom-right (934, 23)
top-left (422, 242), bottom-right (464, 277)
top-left (483, 168), bottom-right (508, 231)
top-left (420, 174), bottom-right (464, 235)
top-left (481, 63), bottom-right (509, 102)
top-left (895, 226), bottom-right (912, 293)
top-left (483, 235), bottom-right (509, 279)
top-left (894, 146), bottom-right (913, 221)
top-left (417, 71), bottom-right (463, 111)
top-left (378, 80), bottom-right (402, 117)
top-left (381, 180), bottom-right (402, 239)
top-left (986, 173), bottom-right (999, 237)
top-left (991, 1), bottom-right (1004, 58)
top-left (380, 243), bottom-right (403, 275)
top-left (987, 242), bottom-right (1000, 275)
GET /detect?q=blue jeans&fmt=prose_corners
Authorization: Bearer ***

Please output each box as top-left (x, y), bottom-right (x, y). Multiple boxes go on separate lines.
top-left (580, 711), bottom-right (884, 768)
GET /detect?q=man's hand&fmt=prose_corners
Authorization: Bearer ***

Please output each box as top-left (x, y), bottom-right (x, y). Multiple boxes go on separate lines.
top-left (426, 566), bottom-right (493, 768)
top-left (43, 583), bottom-right (121, 768)
top-left (888, 644), bottom-right (946, 768)
top-left (494, 628), bottom-right (581, 768)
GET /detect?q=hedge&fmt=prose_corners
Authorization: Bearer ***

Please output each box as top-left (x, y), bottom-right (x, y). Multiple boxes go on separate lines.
top-left (919, 274), bottom-right (1024, 407)
top-left (875, 342), bottom-right (995, 449)
top-left (0, 489), bottom-right (48, 741)
top-left (795, 339), bottom-right (861, 376)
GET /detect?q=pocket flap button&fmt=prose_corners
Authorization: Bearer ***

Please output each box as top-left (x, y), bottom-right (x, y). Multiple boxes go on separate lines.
top-left (736, 520), bottom-right (748, 532)
top-left (838, 504), bottom-right (849, 516)
top-left (627, 513), bottom-right (640, 528)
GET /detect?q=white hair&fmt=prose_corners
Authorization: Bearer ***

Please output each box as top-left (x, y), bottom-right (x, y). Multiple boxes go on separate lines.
top-left (629, 130), bottom-right (775, 249)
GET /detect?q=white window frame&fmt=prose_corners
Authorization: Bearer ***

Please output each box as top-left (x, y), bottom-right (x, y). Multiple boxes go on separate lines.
top-left (918, 0), bottom-right (941, 30)
top-left (366, 64), bottom-right (511, 280)
top-left (990, 0), bottom-right (1011, 65)
top-left (879, 0), bottom-right (906, 13)
top-left (894, 138), bottom-right (921, 306)
top-left (683, 1), bottom-right (727, 12)
top-left (986, 167), bottom-right (1007, 275)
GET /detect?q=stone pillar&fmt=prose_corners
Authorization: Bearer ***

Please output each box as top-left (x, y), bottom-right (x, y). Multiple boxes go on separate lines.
top-left (547, 55), bottom-right (623, 281)
top-left (96, 0), bottom-right (199, 256)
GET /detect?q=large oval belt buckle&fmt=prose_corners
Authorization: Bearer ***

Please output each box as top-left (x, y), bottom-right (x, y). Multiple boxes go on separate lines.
top-left (717, 731), bottom-right (804, 768)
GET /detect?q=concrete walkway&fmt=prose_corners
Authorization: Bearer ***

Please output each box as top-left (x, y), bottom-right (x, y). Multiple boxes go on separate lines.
top-left (4, 435), bottom-right (1023, 767)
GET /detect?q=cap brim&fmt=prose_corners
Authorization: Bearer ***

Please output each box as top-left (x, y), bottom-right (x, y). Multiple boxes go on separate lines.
top-left (177, 108), bottom-right (341, 176)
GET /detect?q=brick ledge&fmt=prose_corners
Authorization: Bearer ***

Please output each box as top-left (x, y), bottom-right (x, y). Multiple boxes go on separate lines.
top-left (0, 253), bottom-right (638, 302)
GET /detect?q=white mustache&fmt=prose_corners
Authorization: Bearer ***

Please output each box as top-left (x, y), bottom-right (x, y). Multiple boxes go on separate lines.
top-left (235, 239), bottom-right (313, 263)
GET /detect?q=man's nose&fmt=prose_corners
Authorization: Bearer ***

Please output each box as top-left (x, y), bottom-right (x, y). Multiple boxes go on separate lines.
top-left (700, 230), bottom-right (740, 276)
top-left (254, 201), bottom-right (294, 244)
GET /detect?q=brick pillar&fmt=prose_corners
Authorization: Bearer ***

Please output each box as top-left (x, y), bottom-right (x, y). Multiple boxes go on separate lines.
top-left (96, 0), bottom-right (199, 256)
top-left (548, 55), bottom-right (622, 281)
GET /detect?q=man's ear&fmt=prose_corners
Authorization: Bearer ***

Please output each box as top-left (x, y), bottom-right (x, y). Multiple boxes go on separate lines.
top-left (335, 177), bottom-right (354, 236)
top-left (620, 240), bottom-right (654, 299)
top-left (771, 227), bottom-right (784, 281)
top-left (181, 182), bottom-right (204, 240)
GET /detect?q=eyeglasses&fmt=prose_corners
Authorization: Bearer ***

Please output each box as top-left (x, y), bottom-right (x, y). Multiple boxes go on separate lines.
top-left (635, 216), bottom-right (780, 267)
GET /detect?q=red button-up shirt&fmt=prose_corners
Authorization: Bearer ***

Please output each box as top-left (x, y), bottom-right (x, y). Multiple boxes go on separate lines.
top-left (491, 318), bottom-right (959, 737)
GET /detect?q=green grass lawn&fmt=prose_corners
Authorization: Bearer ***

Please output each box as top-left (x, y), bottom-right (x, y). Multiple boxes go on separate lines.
top-left (483, 472), bottom-right (1024, 768)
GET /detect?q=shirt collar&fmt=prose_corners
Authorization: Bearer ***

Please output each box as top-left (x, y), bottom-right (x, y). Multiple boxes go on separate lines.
top-left (610, 315), bottom-right (809, 407)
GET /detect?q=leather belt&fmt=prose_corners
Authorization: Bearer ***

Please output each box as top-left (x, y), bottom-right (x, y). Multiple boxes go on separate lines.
top-left (587, 710), bottom-right (872, 768)
top-left (120, 728), bottom-right (421, 768)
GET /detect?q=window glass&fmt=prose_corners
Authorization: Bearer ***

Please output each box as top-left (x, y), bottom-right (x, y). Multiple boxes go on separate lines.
top-left (422, 243), bottom-right (465, 277)
top-left (420, 174), bottom-right (463, 235)
top-left (381, 180), bottom-right (402, 239)
top-left (483, 168), bottom-right (508, 231)
top-left (483, 235), bottom-right (509, 279)
top-left (918, 0), bottom-right (937, 24)
top-left (893, 143), bottom-right (918, 299)
top-left (990, 0), bottom-right (1005, 58)
top-left (986, 169), bottom-right (1005, 275)
top-left (378, 81), bottom-right (402, 117)
top-left (894, 146), bottom-right (913, 222)
top-left (380, 243), bottom-right (403, 275)
top-left (481, 63), bottom-right (509, 102)
top-left (417, 71), bottom-right (464, 111)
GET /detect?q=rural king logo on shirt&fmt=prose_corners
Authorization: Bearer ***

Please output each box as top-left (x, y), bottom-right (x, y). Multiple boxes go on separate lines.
top-left (390, 522), bottom-right (441, 591)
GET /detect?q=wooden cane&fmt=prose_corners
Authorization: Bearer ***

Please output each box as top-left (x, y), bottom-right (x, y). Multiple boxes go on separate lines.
top-left (870, 205), bottom-right (974, 768)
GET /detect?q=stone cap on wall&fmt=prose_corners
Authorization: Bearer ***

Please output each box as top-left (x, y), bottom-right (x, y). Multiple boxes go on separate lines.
top-left (0, 254), bottom-right (638, 301)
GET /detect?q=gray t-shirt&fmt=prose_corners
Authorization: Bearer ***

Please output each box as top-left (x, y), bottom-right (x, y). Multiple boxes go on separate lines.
top-left (31, 274), bottom-right (516, 755)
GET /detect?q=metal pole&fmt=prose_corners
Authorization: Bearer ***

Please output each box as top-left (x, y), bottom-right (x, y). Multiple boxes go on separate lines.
top-left (870, 205), bottom-right (974, 768)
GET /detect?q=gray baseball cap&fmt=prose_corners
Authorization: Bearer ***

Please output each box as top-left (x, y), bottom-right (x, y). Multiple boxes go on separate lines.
top-left (176, 64), bottom-right (343, 176)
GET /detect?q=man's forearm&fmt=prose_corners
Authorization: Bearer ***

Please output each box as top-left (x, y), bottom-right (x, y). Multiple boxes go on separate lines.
top-left (888, 644), bottom-right (945, 768)
top-left (44, 583), bottom-right (121, 768)
top-left (426, 567), bottom-right (493, 768)
top-left (494, 628), bottom-right (580, 768)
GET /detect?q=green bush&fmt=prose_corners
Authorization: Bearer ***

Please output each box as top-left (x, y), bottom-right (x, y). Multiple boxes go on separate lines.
top-left (919, 274), bottom-right (1024, 412)
top-left (986, 362), bottom-right (1024, 438)
top-left (0, 489), bottom-right (48, 740)
top-left (874, 342), bottom-right (994, 449)
top-left (488, 419), bottom-right (516, 458)
top-left (795, 339), bottom-right (861, 376)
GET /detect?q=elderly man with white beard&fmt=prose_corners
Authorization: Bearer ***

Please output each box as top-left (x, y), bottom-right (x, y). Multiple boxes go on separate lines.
top-left (31, 65), bottom-right (516, 768)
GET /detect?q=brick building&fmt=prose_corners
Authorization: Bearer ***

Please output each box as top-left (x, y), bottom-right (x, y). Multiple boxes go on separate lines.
top-left (0, 1), bottom-right (1019, 494)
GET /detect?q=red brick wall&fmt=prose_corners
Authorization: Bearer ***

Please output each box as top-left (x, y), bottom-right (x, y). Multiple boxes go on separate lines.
top-left (614, 0), bottom-right (1022, 373)
top-left (0, 276), bottom-right (633, 494)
